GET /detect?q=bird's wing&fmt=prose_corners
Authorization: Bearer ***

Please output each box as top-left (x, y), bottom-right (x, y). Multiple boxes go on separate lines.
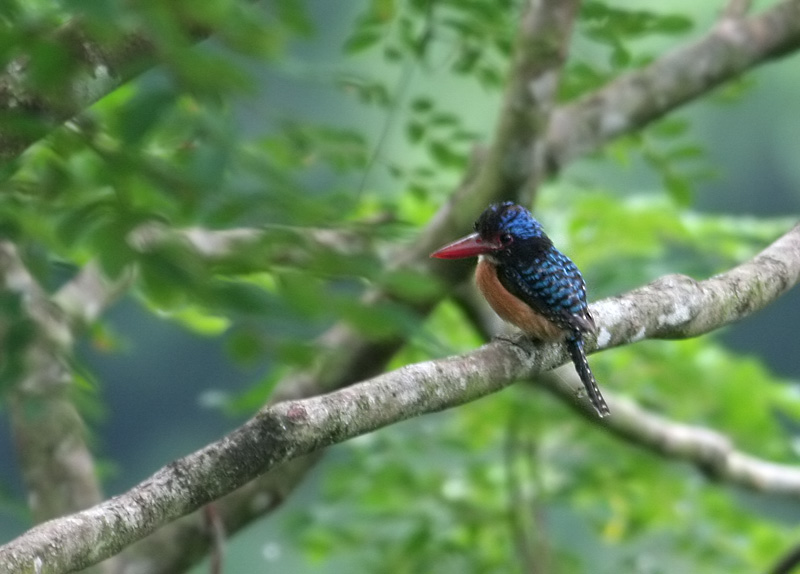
top-left (498, 250), bottom-right (595, 336)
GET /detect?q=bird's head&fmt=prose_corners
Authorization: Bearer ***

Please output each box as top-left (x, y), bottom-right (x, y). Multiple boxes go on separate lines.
top-left (430, 202), bottom-right (548, 263)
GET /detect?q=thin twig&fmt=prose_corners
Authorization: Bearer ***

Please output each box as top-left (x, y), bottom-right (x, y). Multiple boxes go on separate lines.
top-left (768, 542), bottom-right (800, 574)
top-left (203, 505), bottom-right (225, 574)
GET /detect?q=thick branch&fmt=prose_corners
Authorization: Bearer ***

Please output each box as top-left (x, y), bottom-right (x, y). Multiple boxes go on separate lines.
top-left (15, 2), bottom-right (800, 571)
top-left (0, 21), bottom-right (157, 164)
top-left (120, 2), bottom-right (584, 570)
top-left (721, 0), bottom-right (753, 20)
top-left (132, 223), bottom-right (368, 262)
top-left (0, 244), bottom-right (100, 519)
top-left (2, 223), bottom-right (798, 574)
top-left (546, 0), bottom-right (800, 171)
top-left (408, 0), bottom-right (579, 265)
top-left (590, 224), bottom-right (800, 347)
top-left (0, 244), bottom-right (114, 574)
top-left (53, 262), bottom-right (132, 327)
top-left (0, 12), bottom-right (219, 166)
top-left (119, 454), bottom-right (323, 574)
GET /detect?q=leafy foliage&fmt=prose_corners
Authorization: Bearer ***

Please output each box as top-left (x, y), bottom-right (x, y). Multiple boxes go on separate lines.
top-left (283, 200), bottom-right (800, 573)
top-left (0, 0), bottom-right (798, 573)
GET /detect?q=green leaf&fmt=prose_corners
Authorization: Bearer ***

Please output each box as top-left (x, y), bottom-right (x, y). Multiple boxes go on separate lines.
top-left (167, 307), bottom-right (231, 336)
top-left (406, 121), bottom-right (425, 143)
top-left (428, 140), bottom-right (465, 168)
top-left (223, 370), bottom-right (284, 413)
top-left (410, 97), bottom-right (433, 113)
top-left (344, 29), bottom-right (382, 54)
top-left (117, 85), bottom-right (176, 145)
top-left (225, 327), bottom-right (266, 365)
top-left (652, 14), bottom-right (692, 34)
top-left (664, 172), bottom-right (692, 206)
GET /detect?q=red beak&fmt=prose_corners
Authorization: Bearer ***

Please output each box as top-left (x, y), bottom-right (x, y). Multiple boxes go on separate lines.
top-left (430, 233), bottom-right (502, 259)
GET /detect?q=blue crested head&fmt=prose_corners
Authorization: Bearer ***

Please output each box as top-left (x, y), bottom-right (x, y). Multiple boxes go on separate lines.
top-left (475, 202), bottom-right (546, 244)
top-left (430, 201), bottom-right (553, 262)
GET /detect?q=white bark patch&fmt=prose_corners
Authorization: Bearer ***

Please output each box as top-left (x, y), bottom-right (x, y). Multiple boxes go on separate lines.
top-left (528, 71), bottom-right (557, 102)
top-left (658, 304), bottom-right (691, 327)
top-left (600, 110), bottom-right (629, 134)
top-left (93, 64), bottom-right (110, 80)
top-left (590, 298), bottom-right (629, 327)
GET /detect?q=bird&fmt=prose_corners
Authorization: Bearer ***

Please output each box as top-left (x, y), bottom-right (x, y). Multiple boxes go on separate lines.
top-left (430, 202), bottom-right (609, 417)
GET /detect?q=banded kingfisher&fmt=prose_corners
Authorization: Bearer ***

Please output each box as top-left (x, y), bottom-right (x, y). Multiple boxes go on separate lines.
top-left (431, 202), bottom-right (609, 417)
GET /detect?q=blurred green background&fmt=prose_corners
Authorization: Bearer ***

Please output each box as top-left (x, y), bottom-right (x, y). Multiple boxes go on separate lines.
top-left (1, 1), bottom-right (800, 572)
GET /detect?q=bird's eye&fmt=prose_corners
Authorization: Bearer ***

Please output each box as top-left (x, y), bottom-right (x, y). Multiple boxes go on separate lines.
top-left (500, 233), bottom-right (513, 246)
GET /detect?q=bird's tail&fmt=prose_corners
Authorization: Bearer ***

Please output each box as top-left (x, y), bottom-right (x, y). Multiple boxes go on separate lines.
top-left (566, 337), bottom-right (610, 418)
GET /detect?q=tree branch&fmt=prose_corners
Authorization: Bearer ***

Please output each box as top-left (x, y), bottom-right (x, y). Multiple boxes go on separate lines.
top-left (540, 366), bottom-right (800, 494)
top-left (0, 21), bottom-right (158, 164)
top-left (0, 243), bottom-right (115, 574)
top-left (108, 3), bottom-right (800, 565)
top-left (590, 225), bottom-right (800, 347)
top-left (119, 2), bottom-right (585, 569)
top-left (12, 2), bottom-right (800, 571)
top-left (408, 0), bottom-right (579, 265)
top-left (546, 0), bottom-right (800, 172)
top-left (721, 0), bottom-right (753, 20)
top-left (118, 454), bottom-right (322, 574)
top-left (0, 10), bottom-right (220, 166)
top-left (53, 262), bottom-right (132, 327)
top-left (451, 227), bottom-right (800, 495)
top-left (2, 222), bottom-right (798, 574)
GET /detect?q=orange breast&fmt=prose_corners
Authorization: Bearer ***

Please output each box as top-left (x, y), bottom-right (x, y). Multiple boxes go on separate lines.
top-left (475, 259), bottom-right (564, 341)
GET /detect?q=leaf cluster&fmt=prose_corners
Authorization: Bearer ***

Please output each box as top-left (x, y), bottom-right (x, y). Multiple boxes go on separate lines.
top-left (0, 1), bottom-right (798, 573)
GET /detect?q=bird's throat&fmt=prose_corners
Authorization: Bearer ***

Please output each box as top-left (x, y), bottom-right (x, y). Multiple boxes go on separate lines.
top-left (475, 259), bottom-right (564, 341)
